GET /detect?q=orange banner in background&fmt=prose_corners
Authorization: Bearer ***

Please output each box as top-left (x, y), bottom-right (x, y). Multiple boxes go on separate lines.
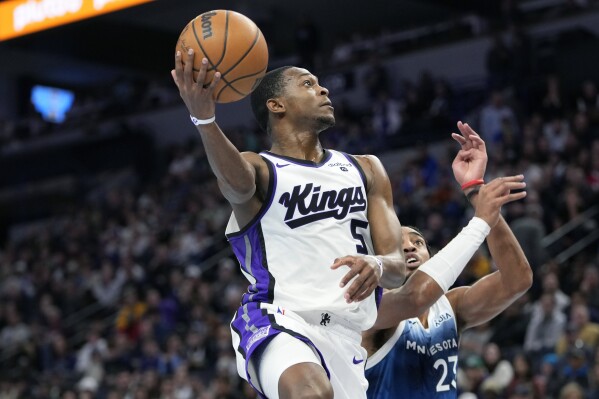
top-left (0, 0), bottom-right (154, 41)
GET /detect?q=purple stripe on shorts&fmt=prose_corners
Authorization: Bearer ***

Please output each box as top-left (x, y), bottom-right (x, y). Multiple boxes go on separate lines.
top-left (230, 303), bottom-right (331, 398)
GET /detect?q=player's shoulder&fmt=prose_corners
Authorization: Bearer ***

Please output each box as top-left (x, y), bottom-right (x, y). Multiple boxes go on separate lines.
top-left (350, 154), bottom-right (390, 188)
top-left (241, 151), bottom-right (264, 162)
top-left (349, 153), bottom-right (384, 172)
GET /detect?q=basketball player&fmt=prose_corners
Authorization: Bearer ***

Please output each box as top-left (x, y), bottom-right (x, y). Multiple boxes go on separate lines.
top-left (363, 124), bottom-right (533, 398)
top-left (171, 52), bottom-right (524, 399)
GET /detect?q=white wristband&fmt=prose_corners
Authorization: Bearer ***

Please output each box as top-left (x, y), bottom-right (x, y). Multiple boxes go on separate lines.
top-left (418, 216), bottom-right (491, 292)
top-left (190, 114), bottom-right (216, 125)
top-left (366, 255), bottom-right (384, 278)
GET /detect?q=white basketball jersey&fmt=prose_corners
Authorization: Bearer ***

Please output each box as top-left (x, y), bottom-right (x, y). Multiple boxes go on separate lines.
top-left (225, 149), bottom-right (378, 330)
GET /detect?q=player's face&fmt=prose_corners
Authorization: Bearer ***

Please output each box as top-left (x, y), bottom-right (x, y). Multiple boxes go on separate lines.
top-left (282, 67), bottom-right (335, 131)
top-left (401, 227), bottom-right (431, 277)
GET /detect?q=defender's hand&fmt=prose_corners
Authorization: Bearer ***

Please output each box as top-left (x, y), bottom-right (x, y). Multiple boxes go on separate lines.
top-left (451, 121), bottom-right (488, 186)
top-left (474, 175), bottom-right (527, 228)
top-left (331, 255), bottom-right (381, 303)
top-left (171, 49), bottom-right (221, 121)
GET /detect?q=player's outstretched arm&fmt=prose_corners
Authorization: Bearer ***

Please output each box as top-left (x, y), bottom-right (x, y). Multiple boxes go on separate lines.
top-left (446, 204), bottom-right (533, 331)
top-left (372, 176), bottom-right (527, 330)
top-left (331, 155), bottom-right (406, 303)
top-left (447, 121), bottom-right (532, 330)
top-left (171, 49), bottom-right (260, 205)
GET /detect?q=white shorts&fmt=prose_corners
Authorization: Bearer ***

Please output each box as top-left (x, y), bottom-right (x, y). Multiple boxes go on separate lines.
top-left (231, 303), bottom-right (369, 399)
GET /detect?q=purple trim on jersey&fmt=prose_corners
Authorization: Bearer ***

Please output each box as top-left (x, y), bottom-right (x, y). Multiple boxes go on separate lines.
top-left (262, 149), bottom-right (332, 168)
top-left (342, 152), bottom-right (368, 191)
top-left (229, 223), bottom-right (274, 304)
top-left (226, 159), bottom-right (276, 239)
top-left (230, 303), bottom-right (330, 398)
top-left (375, 286), bottom-right (383, 309)
top-left (226, 157), bottom-right (277, 304)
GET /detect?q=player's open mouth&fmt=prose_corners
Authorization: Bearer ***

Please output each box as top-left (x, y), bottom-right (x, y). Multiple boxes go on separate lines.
top-left (406, 256), bottom-right (420, 268)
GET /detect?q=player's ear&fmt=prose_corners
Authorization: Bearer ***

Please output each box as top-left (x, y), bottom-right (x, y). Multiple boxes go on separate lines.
top-left (267, 98), bottom-right (285, 114)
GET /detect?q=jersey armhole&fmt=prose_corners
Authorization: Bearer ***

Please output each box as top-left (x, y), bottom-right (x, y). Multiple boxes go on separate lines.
top-left (226, 156), bottom-right (276, 238)
top-left (365, 320), bottom-right (406, 370)
top-left (342, 152), bottom-right (368, 192)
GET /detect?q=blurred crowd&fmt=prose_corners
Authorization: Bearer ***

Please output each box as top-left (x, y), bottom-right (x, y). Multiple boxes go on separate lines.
top-left (1, 6), bottom-right (599, 399)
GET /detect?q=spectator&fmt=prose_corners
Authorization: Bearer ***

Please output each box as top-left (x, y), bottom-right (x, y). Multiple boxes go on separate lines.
top-left (524, 293), bottom-right (567, 361)
top-left (576, 80), bottom-right (599, 124)
top-left (458, 354), bottom-right (488, 396)
top-left (510, 201), bottom-right (548, 274)
top-left (90, 261), bottom-right (127, 309)
top-left (115, 287), bottom-right (147, 342)
top-left (479, 91), bottom-right (518, 148)
top-left (556, 304), bottom-right (599, 355)
top-left (541, 271), bottom-right (571, 313)
top-left (480, 343), bottom-right (515, 395)
top-left (489, 295), bottom-right (532, 354)
top-left (505, 352), bottom-right (539, 398)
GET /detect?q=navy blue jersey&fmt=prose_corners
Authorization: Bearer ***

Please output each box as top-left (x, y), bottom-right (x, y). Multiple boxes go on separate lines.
top-left (365, 296), bottom-right (459, 398)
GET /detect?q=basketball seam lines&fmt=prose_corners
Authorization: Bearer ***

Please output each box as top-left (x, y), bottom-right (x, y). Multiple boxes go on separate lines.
top-left (221, 27), bottom-right (261, 77)
top-left (190, 12), bottom-right (266, 101)
top-left (215, 29), bottom-right (265, 100)
top-left (210, 10), bottom-right (229, 71)
top-left (222, 66), bottom-right (268, 86)
top-left (192, 17), bottom-right (217, 73)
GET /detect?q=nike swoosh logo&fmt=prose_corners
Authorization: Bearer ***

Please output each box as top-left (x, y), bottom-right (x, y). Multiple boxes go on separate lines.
top-left (352, 356), bottom-right (364, 365)
top-left (276, 163), bottom-right (290, 168)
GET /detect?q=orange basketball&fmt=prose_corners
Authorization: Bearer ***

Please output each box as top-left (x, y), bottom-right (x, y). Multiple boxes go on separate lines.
top-left (175, 10), bottom-right (269, 103)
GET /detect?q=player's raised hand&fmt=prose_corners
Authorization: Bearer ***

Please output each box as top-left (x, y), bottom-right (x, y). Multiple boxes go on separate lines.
top-left (474, 175), bottom-right (527, 228)
top-left (331, 255), bottom-right (381, 303)
top-left (171, 50), bottom-right (221, 122)
top-left (451, 121), bottom-right (488, 186)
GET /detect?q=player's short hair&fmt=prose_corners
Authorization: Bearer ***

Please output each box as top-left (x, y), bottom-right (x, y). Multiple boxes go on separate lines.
top-left (404, 226), bottom-right (433, 256)
top-left (251, 66), bottom-right (293, 133)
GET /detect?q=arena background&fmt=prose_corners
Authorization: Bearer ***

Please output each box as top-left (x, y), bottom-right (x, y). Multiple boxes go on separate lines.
top-left (1, 0), bottom-right (599, 398)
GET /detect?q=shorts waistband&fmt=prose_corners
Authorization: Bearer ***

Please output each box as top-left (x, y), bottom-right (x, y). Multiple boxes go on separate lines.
top-left (259, 304), bottom-right (362, 343)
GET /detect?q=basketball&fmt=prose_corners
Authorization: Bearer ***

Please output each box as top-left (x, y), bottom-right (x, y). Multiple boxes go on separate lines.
top-left (175, 10), bottom-right (269, 103)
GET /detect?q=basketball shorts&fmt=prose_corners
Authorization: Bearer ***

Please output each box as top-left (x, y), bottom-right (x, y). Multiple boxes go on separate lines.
top-left (230, 302), bottom-right (369, 399)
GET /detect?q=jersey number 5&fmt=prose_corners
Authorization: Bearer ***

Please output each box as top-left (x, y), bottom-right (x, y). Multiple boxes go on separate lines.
top-left (350, 219), bottom-right (369, 254)
top-left (433, 355), bottom-right (457, 392)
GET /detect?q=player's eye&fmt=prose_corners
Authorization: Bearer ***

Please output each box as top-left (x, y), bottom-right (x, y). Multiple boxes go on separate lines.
top-left (303, 80), bottom-right (312, 86)
top-left (414, 240), bottom-right (424, 246)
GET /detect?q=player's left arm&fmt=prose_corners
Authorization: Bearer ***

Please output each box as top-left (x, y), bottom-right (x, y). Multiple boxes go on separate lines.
top-left (331, 154), bottom-right (406, 302)
top-left (447, 121), bottom-right (532, 330)
top-left (447, 203), bottom-right (533, 331)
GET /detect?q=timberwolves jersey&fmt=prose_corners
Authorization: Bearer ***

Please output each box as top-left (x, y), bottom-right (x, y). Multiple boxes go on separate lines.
top-left (226, 149), bottom-right (378, 331)
top-left (365, 296), bottom-right (459, 399)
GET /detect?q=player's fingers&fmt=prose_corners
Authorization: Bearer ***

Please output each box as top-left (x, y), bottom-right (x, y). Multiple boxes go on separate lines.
top-left (345, 264), bottom-right (376, 301)
top-left (174, 51), bottom-right (184, 83)
top-left (470, 135), bottom-right (486, 149)
top-left (451, 133), bottom-right (467, 145)
top-left (330, 256), bottom-right (353, 270)
top-left (462, 123), bottom-right (480, 138)
top-left (344, 274), bottom-right (368, 303)
top-left (486, 175), bottom-right (525, 188)
top-left (339, 265), bottom-right (361, 289)
top-left (183, 49), bottom-right (195, 86)
top-left (194, 57), bottom-right (209, 87)
top-left (457, 121), bottom-right (471, 138)
top-left (171, 69), bottom-right (179, 87)
top-left (504, 191), bottom-right (528, 204)
top-left (207, 71), bottom-right (221, 91)
top-left (484, 178), bottom-right (526, 200)
top-left (351, 276), bottom-right (377, 302)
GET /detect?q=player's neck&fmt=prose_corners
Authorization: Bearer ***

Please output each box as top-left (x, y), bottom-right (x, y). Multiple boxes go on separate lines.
top-left (270, 133), bottom-right (324, 162)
